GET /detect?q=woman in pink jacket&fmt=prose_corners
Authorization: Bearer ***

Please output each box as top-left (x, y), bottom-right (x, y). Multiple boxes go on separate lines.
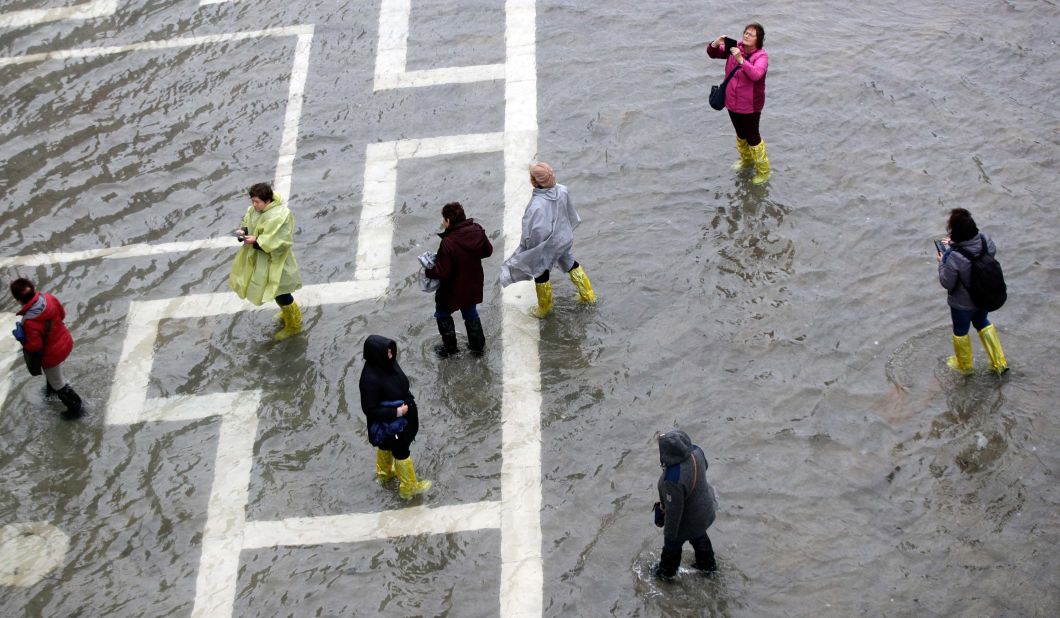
top-left (707, 23), bottom-right (770, 184)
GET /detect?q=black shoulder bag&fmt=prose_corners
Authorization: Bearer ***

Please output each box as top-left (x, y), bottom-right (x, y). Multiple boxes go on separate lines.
top-left (709, 64), bottom-right (741, 111)
top-left (23, 319), bottom-right (51, 376)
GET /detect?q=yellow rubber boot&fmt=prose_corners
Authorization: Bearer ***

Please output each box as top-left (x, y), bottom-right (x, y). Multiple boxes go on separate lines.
top-left (731, 137), bottom-right (754, 171)
top-left (567, 265), bottom-right (596, 303)
top-left (977, 324), bottom-right (1009, 374)
top-left (529, 281), bottom-right (553, 318)
top-left (750, 141), bottom-right (771, 185)
top-left (274, 302), bottom-right (303, 341)
top-left (946, 334), bottom-right (974, 375)
top-left (394, 457), bottom-right (432, 500)
top-left (375, 449), bottom-right (396, 484)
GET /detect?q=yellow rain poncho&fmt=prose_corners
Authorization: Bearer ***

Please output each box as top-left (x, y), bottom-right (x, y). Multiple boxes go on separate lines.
top-left (228, 195), bottom-right (302, 305)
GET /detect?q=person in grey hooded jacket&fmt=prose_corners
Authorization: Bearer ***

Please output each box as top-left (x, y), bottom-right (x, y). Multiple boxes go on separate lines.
top-left (500, 162), bottom-right (596, 318)
top-left (936, 208), bottom-right (1008, 374)
top-left (654, 430), bottom-right (717, 579)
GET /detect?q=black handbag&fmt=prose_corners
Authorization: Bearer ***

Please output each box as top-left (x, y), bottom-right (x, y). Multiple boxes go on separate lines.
top-left (709, 65), bottom-right (741, 111)
top-left (19, 319), bottom-right (50, 376)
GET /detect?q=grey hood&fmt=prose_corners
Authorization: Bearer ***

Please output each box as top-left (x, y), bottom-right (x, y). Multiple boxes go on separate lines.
top-left (658, 430), bottom-right (693, 466)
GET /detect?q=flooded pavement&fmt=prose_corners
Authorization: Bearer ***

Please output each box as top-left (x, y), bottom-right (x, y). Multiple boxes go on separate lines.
top-left (2, 0), bottom-right (1059, 616)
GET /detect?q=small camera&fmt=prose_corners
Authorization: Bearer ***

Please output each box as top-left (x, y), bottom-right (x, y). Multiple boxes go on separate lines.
top-left (231, 228), bottom-right (247, 242)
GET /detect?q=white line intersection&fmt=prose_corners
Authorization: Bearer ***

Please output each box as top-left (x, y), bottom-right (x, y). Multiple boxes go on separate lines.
top-left (1, 1), bottom-right (541, 615)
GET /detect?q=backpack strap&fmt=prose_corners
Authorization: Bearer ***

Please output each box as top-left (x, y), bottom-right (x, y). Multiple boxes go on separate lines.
top-left (950, 236), bottom-right (986, 291)
top-left (690, 452), bottom-right (698, 493)
top-left (664, 454), bottom-right (699, 491)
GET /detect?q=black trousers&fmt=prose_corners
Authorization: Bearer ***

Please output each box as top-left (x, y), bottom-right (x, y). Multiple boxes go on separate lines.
top-left (728, 110), bottom-right (762, 146)
top-left (379, 414), bottom-right (419, 459)
top-left (662, 533), bottom-right (716, 571)
top-left (534, 261), bottom-right (580, 284)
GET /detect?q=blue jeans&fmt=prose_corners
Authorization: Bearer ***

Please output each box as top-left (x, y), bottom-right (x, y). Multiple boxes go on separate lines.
top-left (950, 307), bottom-right (990, 336)
top-left (435, 304), bottom-right (478, 320)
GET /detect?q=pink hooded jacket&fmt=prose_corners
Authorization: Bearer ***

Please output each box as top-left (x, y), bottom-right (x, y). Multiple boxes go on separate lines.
top-left (706, 42), bottom-right (768, 114)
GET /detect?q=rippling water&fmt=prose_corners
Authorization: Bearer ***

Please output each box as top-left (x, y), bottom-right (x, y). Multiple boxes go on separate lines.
top-left (1, 1), bottom-right (1058, 616)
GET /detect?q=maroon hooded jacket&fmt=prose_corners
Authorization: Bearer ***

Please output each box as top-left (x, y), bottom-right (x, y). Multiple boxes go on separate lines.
top-left (18, 292), bottom-right (74, 369)
top-left (425, 219), bottom-right (494, 313)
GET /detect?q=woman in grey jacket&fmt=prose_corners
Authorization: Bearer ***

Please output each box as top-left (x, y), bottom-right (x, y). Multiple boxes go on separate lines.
top-left (654, 430), bottom-right (718, 579)
top-left (937, 208), bottom-right (1008, 374)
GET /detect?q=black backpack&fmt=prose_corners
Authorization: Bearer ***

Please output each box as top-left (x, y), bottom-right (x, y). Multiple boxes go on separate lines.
top-left (953, 236), bottom-right (1006, 312)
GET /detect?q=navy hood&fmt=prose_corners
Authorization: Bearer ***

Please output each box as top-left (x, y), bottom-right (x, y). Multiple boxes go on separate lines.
top-left (364, 335), bottom-right (397, 370)
top-left (658, 430), bottom-right (693, 466)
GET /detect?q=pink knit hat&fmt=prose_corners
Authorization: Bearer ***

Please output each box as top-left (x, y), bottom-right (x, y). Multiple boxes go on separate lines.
top-left (529, 162), bottom-right (556, 188)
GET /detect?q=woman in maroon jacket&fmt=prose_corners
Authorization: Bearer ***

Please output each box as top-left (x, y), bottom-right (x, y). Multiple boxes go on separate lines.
top-left (708, 22), bottom-right (771, 184)
top-left (425, 202), bottom-right (494, 356)
top-left (10, 278), bottom-right (83, 419)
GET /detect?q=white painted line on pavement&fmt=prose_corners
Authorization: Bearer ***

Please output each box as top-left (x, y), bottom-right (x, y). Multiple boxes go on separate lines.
top-left (0, 335), bottom-right (19, 419)
top-left (374, 0), bottom-right (504, 90)
top-left (498, 1), bottom-right (541, 614)
top-left (188, 392), bottom-right (261, 618)
top-left (355, 132), bottom-right (505, 281)
top-left (0, 0), bottom-right (116, 29)
top-left (0, 25), bottom-right (313, 269)
top-left (243, 501), bottom-right (502, 548)
top-left (0, 238), bottom-right (234, 269)
top-left (0, 521), bottom-right (69, 587)
top-left (274, 29), bottom-right (313, 200)
top-left (0, 25), bottom-right (314, 68)
top-left (58, 1), bottom-right (539, 616)
top-left (101, 276), bottom-right (378, 618)
top-left (104, 279), bottom-right (388, 426)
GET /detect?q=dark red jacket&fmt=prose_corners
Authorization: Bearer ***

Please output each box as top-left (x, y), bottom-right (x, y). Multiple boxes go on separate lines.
top-left (18, 292), bottom-right (74, 369)
top-left (425, 219), bottom-right (493, 313)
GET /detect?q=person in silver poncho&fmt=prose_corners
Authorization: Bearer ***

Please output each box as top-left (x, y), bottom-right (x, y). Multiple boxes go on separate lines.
top-left (500, 162), bottom-right (596, 317)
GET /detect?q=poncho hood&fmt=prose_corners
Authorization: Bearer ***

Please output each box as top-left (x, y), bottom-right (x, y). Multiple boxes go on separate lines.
top-left (262, 194), bottom-right (284, 211)
top-left (533, 186), bottom-right (559, 200)
top-left (659, 430), bottom-right (693, 466)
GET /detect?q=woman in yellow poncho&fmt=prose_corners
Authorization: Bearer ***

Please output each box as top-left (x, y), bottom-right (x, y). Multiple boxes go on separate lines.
top-left (228, 182), bottom-right (303, 340)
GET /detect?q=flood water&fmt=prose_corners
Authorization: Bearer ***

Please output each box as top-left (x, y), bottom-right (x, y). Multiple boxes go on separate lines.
top-left (1, 0), bottom-right (1059, 616)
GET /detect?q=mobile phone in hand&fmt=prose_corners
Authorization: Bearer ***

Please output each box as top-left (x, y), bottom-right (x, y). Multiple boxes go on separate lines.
top-left (934, 239), bottom-right (946, 254)
top-left (724, 37), bottom-right (739, 50)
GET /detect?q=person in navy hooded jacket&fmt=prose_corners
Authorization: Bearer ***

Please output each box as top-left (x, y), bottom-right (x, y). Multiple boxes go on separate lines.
top-left (653, 430), bottom-right (717, 579)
